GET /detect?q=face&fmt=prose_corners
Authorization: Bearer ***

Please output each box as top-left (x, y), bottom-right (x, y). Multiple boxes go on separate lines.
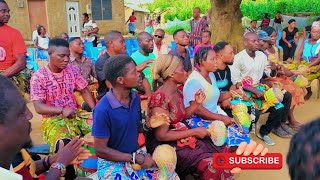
top-left (121, 61), bottom-right (140, 88)
top-left (140, 34), bottom-right (154, 53)
top-left (244, 34), bottom-right (259, 52)
top-left (172, 62), bottom-right (188, 84)
top-left (154, 30), bottom-right (165, 44)
top-left (40, 27), bottom-right (46, 35)
top-left (289, 21), bottom-right (296, 28)
top-left (61, 34), bottom-right (68, 41)
top-left (70, 39), bottom-right (84, 54)
top-left (81, 15), bottom-right (88, 23)
top-left (0, 2), bottom-right (10, 24)
top-left (174, 31), bottom-right (189, 46)
top-left (111, 34), bottom-right (126, 54)
top-left (202, 50), bottom-right (218, 72)
top-left (217, 45), bottom-right (234, 66)
top-left (49, 46), bottom-right (70, 70)
top-left (269, 31), bottom-right (278, 45)
top-left (251, 21), bottom-right (257, 28)
top-left (310, 27), bottom-right (320, 40)
top-left (1, 90), bottom-right (33, 152)
top-left (193, 8), bottom-right (200, 19)
top-left (258, 40), bottom-right (269, 50)
top-left (201, 32), bottom-right (211, 44)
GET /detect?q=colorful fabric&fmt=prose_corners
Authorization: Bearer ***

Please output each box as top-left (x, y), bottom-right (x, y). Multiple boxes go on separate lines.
top-left (184, 70), bottom-right (221, 114)
top-left (0, 68), bottom-right (33, 95)
top-left (193, 44), bottom-right (213, 55)
top-left (36, 49), bottom-right (48, 60)
top-left (0, 24), bottom-right (27, 70)
top-left (30, 65), bottom-right (88, 111)
top-left (129, 22), bottom-right (136, 32)
top-left (302, 39), bottom-right (320, 62)
top-left (70, 55), bottom-right (97, 84)
top-left (196, 157), bottom-right (234, 180)
top-left (145, 26), bottom-right (153, 35)
top-left (74, 82), bottom-right (99, 107)
top-left (131, 50), bottom-right (156, 85)
top-left (286, 61), bottom-right (320, 85)
top-left (42, 113), bottom-right (91, 151)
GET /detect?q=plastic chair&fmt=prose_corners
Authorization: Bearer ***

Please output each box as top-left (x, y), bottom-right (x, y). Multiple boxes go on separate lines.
top-left (129, 39), bottom-right (139, 49)
top-left (188, 47), bottom-right (194, 59)
top-left (89, 46), bottom-right (106, 63)
top-left (100, 40), bottom-right (106, 47)
top-left (277, 31), bottom-right (283, 50)
top-left (26, 60), bottom-right (39, 71)
top-left (169, 41), bottom-right (177, 49)
top-left (26, 48), bottom-right (35, 61)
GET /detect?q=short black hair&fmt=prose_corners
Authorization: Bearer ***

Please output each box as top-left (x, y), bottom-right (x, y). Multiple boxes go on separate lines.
top-left (48, 38), bottom-right (69, 48)
top-left (288, 19), bottom-right (296, 24)
top-left (277, 11), bottom-right (281, 14)
top-left (201, 30), bottom-right (212, 37)
top-left (213, 41), bottom-right (230, 53)
top-left (0, 75), bottom-right (17, 123)
top-left (104, 30), bottom-right (122, 45)
top-left (251, 20), bottom-right (257, 23)
top-left (69, 37), bottom-right (81, 43)
top-left (287, 118), bottom-right (320, 180)
top-left (317, 17), bottom-right (320, 21)
top-left (262, 26), bottom-right (276, 36)
top-left (0, 0), bottom-right (7, 4)
top-left (103, 55), bottom-right (134, 86)
top-left (173, 29), bottom-right (185, 38)
top-left (194, 46), bottom-right (214, 66)
top-left (82, 13), bottom-right (89, 18)
top-left (37, 25), bottom-right (45, 35)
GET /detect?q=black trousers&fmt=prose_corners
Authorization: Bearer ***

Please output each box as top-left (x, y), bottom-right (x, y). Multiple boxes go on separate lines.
top-left (282, 43), bottom-right (296, 61)
top-left (224, 106), bottom-right (261, 132)
top-left (259, 91), bottom-right (292, 136)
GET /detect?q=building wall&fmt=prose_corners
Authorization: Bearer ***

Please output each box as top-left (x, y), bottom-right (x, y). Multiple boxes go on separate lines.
top-left (6, 0), bottom-right (125, 41)
top-left (125, 8), bottom-right (146, 33)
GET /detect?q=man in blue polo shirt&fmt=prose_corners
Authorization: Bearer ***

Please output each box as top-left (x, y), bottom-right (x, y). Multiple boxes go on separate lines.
top-left (92, 55), bottom-right (156, 179)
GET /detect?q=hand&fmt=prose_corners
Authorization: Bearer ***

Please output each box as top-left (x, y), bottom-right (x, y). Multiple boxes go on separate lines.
top-left (269, 62), bottom-right (277, 70)
top-left (62, 108), bottom-right (78, 118)
top-left (230, 141), bottom-right (268, 174)
top-left (193, 127), bottom-right (210, 139)
top-left (287, 42), bottom-right (292, 48)
top-left (136, 60), bottom-right (154, 72)
top-left (136, 154), bottom-right (155, 169)
top-left (56, 137), bottom-right (86, 166)
top-left (194, 89), bottom-right (206, 104)
top-left (221, 116), bottom-right (232, 125)
top-left (148, 113), bottom-right (171, 128)
top-left (221, 99), bottom-right (232, 109)
top-left (253, 90), bottom-right (264, 99)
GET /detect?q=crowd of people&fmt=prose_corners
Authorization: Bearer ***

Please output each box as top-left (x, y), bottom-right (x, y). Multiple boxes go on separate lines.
top-left (1, 0), bottom-right (320, 179)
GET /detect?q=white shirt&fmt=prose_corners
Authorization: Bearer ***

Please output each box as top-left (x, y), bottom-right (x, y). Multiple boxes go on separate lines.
top-left (153, 42), bottom-right (168, 58)
top-left (0, 167), bottom-right (22, 180)
top-left (32, 30), bottom-right (38, 42)
top-left (36, 35), bottom-right (50, 49)
top-left (230, 49), bottom-right (271, 85)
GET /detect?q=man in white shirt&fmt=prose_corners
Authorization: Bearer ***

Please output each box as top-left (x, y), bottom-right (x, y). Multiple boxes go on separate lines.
top-left (32, 24), bottom-right (41, 42)
top-left (153, 28), bottom-right (168, 58)
top-left (230, 32), bottom-right (292, 146)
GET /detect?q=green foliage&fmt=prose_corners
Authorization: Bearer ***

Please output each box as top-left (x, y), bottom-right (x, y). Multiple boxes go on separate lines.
top-left (240, 0), bottom-right (320, 20)
top-left (165, 22), bottom-right (191, 35)
top-left (144, 0), bottom-right (210, 22)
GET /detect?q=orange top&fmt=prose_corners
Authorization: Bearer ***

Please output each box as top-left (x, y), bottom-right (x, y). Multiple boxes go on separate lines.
top-left (0, 24), bottom-right (26, 70)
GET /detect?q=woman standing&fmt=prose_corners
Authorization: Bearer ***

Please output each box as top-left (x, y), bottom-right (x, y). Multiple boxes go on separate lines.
top-left (273, 11), bottom-right (283, 33)
top-left (81, 13), bottom-right (99, 47)
top-left (126, 11), bottom-right (137, 35)
top-left (35, 26), bottom-right (50, 60)
top-left (280, 19), bottom-right (299, 62)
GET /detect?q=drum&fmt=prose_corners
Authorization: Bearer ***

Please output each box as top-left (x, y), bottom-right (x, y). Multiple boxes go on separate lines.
top-left (76, 133), bottom-right (98, 177)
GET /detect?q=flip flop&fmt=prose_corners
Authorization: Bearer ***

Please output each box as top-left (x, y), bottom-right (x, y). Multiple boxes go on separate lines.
top-left (281, 123), bottom-right (296, 135)
top-left (272, 126), bottom-right (292, 138)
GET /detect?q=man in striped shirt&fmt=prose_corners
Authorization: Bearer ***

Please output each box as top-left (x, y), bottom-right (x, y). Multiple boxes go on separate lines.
top-left (189, 7), bottom-right (208, 48)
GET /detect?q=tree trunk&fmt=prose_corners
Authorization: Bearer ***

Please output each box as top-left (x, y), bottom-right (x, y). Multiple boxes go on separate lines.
top-left (210, 0), bottom-right (243, 52)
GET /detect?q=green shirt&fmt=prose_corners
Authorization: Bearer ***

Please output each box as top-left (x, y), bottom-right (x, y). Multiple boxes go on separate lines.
top-left (131, 50), bottom-right (156, 85)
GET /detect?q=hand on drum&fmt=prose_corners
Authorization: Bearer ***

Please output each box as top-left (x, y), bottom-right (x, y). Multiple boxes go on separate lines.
top-left (230, 141), bottom-right (268, 174)
top-left (56, 137), bottom-right (91, 166)
top-left (194, 89), bottom-right (206, 105)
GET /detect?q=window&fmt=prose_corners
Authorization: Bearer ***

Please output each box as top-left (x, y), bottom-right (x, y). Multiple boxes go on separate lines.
top-left (92, 0), bottom-right (112, 20)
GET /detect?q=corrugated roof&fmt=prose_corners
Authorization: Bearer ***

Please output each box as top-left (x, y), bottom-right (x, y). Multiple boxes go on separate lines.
top-left (125, 3), bottom-right (150, 13)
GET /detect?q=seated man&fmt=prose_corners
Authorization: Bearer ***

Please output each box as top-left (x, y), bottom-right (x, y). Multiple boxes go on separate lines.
top-left (0, 75), bottom-right (89, 180)
top-left (69, 37), bottom-right (98, 110)
top-left (230, 32), bottom-right (292, 145)
top-left (30, 38), bottom-right (95, 149)
top-left (153, 28), bottom-right (168, 58)
top-left (93, 55), bottom-right (156, 179)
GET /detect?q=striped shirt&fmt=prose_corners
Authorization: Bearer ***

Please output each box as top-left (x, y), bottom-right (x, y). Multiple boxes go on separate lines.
top-left (189, 18), bottom-right (208, 47)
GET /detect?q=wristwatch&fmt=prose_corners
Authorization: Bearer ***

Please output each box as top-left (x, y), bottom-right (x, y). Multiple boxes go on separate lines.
top-left (50, 162), bottom-right (66, 177)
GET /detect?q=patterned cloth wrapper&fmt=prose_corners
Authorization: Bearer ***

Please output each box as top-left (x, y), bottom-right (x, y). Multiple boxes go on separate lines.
top-left (97, 148), bottom-right (158, 180)
top-left (42, 111), bottom-right (92, 152)
top-left (171, 122), bottom-right (197, 149)
top-left (285, 61), bottom-right (320, 86)
top-left (0, 68), bottom-right (33, 95)
top-left (186, 116), bottom-right (251, 147)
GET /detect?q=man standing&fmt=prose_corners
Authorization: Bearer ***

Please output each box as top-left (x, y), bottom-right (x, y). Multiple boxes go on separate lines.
top-left (230, 32), bottom-right (292, 146)
top-left (189, 7), bottom-right (208, 48)
top-left (153, 28), bottom-right (168, 58)
top-left (131, 32), bottom-right (155, 86)
top-left (0, 0), bottom-right (30, 96)
top-left (169, 29), bottom-right (192, 73)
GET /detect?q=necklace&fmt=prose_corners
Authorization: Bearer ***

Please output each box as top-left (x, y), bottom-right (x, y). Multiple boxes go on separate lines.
top-left (217, 71), bottom-right (227, 81)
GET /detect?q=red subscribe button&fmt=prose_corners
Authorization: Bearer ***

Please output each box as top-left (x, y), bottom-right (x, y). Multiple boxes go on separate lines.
top-left (213, 153), bottom-right (282, 170)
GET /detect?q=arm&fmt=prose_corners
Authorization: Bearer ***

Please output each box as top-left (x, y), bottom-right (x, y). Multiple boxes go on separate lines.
top-left (79, 88), bottom-right (96, 109)
top-left (35, 154), bottom-right (58, 175)
top-left (303, 28), bottom-right (307, 39)
top-left (295, 40), bottom-right (305, 63)
top-left (1, 54), bottom-right (26, 77)
top-left (33, 100), bottom-right (64, 116)
top-left (282, 31), bottom-right (290, 45)
top-left (194, 106), bottom-right (232, 125)
top-left (218, 92), bottom-right (232, 102)
top-left (308, 55), bottom-right (320, 67)
top-left (142, 78), bottom-right (152, 96)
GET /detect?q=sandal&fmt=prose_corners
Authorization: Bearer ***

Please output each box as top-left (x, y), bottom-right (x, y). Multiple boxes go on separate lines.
top-left (281, 123), bottom-right (296, 135)
top-left (272, 126), bottom-right (292, 138)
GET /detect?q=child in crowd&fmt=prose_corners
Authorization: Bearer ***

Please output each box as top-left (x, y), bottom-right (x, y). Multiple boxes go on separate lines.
top-left (194, 30), bottom-right (214, 55)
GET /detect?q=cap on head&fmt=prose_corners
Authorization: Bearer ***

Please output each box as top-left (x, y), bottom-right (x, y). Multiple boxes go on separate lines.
top-left (256, 30), bottom-right (271, 41)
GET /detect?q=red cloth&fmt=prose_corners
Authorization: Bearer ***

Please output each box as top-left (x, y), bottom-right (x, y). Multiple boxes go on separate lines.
top-left (129, 15), bottom-right (136, 22)
top-left (0, 24), bottom-right (26, 70)
top-left (15, 165), bottom-right (33, 180)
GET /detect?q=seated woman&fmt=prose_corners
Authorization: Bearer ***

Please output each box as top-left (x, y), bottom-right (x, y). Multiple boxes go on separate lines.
top-left (35, 26), bottom-right (50, 60)
top-left (261, 27), bottom-right (304, 132)
top-left (147, 54), bottom-right (233, 179)
top-left (294, 21), bottom-right (320, 99)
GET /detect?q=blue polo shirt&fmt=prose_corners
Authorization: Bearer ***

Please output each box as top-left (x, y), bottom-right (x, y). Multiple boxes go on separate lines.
top-left (92, 90), bottom-right (141, 153)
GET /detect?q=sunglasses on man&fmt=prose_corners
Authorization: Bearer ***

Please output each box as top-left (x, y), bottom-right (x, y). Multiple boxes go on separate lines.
top-left (154, 35), bottom-right (163, 39)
